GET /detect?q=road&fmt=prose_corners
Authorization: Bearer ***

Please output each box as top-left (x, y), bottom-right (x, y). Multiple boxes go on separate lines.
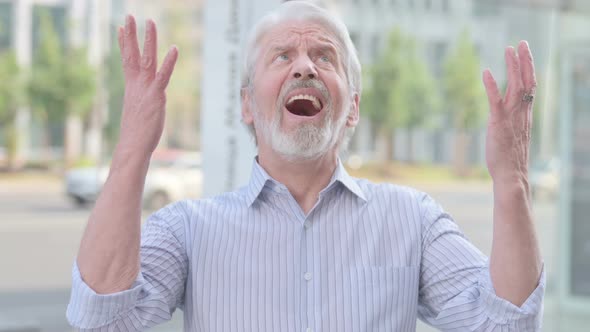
top-left (0, 176), bottom-right (570, 331)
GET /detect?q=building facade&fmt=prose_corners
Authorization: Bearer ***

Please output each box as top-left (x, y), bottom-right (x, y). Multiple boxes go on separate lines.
top-left (0, 0), bottom-right (203, 166)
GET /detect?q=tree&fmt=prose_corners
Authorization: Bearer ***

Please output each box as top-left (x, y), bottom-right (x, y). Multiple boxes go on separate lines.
top-left (0, 51), bottom-right (25, 170)
top-left (161, 1), bottom-right (201, 149)
top-left (364, 28), bottom-right (439, 161)
top-left (396, 55), bottom-right (440, 162)
top-left (103, 1), bottom-right (201, 154)
top-left (443, 29), bottom-right (487, 175)
top-left (103, 33), bottom-right (125, 154)
top-left (29, 10), bottom-right (95, 167)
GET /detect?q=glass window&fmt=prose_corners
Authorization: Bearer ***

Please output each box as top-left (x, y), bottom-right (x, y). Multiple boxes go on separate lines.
top-left (32, 5), bottom-right (68, 53)
top-left (473, 0), bottom-right (501, 16)
top-left (349, 31), bottom-right (360, 49)
top-left (370, 34), bottom-right (380, 58)
top-left (442, 0), bottom-right (450, 12)
top-left (0, 3), bottom-right (12, 50)
top-left (431, 41), bottom-right (447, 77)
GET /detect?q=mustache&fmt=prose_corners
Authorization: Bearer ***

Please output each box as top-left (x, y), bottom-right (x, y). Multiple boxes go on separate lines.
top-left (277, 79), bottom-right (330, 108)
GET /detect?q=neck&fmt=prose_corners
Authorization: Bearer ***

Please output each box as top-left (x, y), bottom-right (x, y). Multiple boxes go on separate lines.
top-left (257, 146), bottom-right (339, 214)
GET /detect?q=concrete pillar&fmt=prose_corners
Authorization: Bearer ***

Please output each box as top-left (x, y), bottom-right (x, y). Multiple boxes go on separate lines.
top-left (14, 0), bottom-right (33, 165)
top-left (84, 0), bottom-right (111, 162)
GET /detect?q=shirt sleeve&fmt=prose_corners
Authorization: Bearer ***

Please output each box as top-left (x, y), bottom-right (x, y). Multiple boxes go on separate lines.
top-left (416, 193), bottom-right (545, 331)
top-left (66, 200), bottom-right (190, 331)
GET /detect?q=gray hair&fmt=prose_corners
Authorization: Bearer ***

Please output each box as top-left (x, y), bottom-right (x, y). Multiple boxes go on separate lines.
top-left (241, 1), bottom-right (360, 154)
top-left (241, 1), bottom-right (362, 95)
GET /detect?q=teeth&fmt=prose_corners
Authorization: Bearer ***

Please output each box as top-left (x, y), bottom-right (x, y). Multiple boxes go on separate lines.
top-left (287, 94), bottom-right (321, 110)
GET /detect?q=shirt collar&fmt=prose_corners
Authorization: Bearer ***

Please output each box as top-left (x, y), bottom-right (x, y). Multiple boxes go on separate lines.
top-left (329, 159), bottom-right (367, 202)
top-left (244, 157), bottom-right (367, 207)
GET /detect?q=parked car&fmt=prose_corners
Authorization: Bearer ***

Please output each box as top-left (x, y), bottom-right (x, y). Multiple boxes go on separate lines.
top-left (65, 150), bottom-right (202, 210)
top-left (530, 157), bottom-right (560, 200)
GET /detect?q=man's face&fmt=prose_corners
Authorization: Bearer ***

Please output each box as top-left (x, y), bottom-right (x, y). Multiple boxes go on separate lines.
top-left (243, 20), bottom-right (359, 160)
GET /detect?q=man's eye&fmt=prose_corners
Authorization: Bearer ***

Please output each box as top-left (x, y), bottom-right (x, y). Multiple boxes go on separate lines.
top-left (319, 55), bottom-right (331, 63)
top-left (277, 54), bottom-right (289, 61)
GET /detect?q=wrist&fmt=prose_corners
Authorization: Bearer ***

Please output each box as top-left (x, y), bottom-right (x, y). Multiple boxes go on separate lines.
top-left (111, 144), bottom-right (152, 173)
top-left (492, 171), bottom-right (529, 191)
top-left (493, 178), bottom-right (531, 206)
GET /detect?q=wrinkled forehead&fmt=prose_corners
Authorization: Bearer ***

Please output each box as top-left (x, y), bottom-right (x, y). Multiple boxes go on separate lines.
top-left (258, 20), bottom-right (344, 54)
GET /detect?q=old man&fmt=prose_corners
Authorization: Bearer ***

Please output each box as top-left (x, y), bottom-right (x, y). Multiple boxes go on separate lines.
top-left (67, 1), bottom-right (544, 331)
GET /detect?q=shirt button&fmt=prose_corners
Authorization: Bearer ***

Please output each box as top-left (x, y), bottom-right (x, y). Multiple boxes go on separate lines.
top-left (304, 272), bottom-right (312, 281)
top-left (304, 223), bottom-right (311, 229)
top-left (306, 328), bottom-right (313, 332)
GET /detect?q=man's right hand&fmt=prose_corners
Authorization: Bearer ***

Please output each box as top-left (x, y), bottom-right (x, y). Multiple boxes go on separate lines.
top-left (76, 15), bottom-right (178, 295)
top-left (115, 15), bottom-right (178, 161)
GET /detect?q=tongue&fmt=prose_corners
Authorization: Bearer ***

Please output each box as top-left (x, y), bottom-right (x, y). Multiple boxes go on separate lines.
top-left (286, 99), bottom-right (319, 116)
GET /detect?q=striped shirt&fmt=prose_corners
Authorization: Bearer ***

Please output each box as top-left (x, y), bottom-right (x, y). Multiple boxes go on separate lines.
top-left (67, 159), bottom-right (545, 331)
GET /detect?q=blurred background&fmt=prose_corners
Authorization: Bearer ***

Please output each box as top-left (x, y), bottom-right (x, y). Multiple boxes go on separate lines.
top-left (0, 0), bottom-right (588, 331)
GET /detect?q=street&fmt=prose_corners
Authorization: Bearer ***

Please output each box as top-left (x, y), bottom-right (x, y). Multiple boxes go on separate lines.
top-left (0, 176), bottom-right (564, 331)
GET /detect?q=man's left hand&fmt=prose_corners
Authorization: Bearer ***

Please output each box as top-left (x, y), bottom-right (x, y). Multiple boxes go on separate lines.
top-left (482, 41), bottom-right (536, 192)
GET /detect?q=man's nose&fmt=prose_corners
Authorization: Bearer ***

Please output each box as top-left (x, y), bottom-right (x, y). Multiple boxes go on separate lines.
top-left (292, 55), bottom-right (317, 80)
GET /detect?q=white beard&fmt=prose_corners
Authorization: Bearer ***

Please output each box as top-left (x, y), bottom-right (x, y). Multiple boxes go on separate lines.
top-left (252, 81), bottom-right (350, 161)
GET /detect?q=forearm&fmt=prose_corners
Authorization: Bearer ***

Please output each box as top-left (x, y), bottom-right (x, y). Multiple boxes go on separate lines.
top-left (490, 179), bottom-right (542, 306)
top-left (77, 145), bottom-right (150, 294)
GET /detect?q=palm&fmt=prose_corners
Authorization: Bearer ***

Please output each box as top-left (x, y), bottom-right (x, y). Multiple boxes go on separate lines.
top-left (116, 16), bottom-right (179, 157)
top-left (482, 41), bottom-right (536, 188)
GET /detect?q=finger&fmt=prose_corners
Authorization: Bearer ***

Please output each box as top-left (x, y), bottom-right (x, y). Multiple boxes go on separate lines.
top-left (518, 41), bottom-right (535, 140)
top-left (123, 15), bottom-right (141, 76)
top-left (518, 40), bottom-right (537, 94)
top-left (117, 26), bottom-right (124, 56)
top-left (527, 109), bottom-right (534, 151)
top-left (518, 41), bottom-right (536, 141)
top-left (140, 19), bottom-right (158, 81)
top-left (504, 46), bottom-right (524, 108)
top-left (482, 69), bottom-right (503, 116)
top-left (525, 88), bottom-right (534, 144)
top-left (154, 46), bottom-right (179, 90)
top-left (528, 99), bottom-right (534, 134)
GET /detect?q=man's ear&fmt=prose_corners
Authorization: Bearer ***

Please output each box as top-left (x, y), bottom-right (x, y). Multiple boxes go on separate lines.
top-left (241, 88), bottom-right (254, 126)
top-left (346, 93), bottom-right (360, 127)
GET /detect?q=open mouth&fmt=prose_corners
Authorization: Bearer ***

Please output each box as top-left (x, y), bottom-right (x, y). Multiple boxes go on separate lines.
top-left (285, 94), bottom-right (323, 117)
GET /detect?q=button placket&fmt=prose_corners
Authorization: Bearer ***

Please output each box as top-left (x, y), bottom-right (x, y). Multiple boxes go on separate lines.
top-left (303, 215), bottom-right (315, 332)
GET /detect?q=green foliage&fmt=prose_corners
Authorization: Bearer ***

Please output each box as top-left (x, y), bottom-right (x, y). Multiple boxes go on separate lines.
top-left (161, 2), bottom-right (201, 148)
top-left (363, 29), bottom-right (439, 132)
top-left (29, 10), bottom-right (61, 120)
top-left (0, 51), bottom-right (23, 127)
top-left (398, 56), bottom-right (440, 129)
top-left (103, 32), bottom-right (125, 152)
top-left (28, 9), bottom-right (95, 122)
top-left (4, 123), bottom-right (18, 157)
top-left (443, 29), bottom-right (486, 130)
top-left (0, 51), bottom-right (25, 166)
top-left (64, 48), bottom-right (96, 117)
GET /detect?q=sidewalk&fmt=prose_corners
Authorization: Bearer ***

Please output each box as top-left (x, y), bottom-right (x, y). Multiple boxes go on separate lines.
top-left (0, 172), bottom-right (62, 193)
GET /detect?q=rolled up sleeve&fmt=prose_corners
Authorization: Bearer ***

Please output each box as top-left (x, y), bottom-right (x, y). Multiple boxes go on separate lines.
top-left (66, 201), bottom-right (190, 331)
top-left (417, 193), bottom-right (545, 331)
top-left (476, 264), bottom-right (545, 329)
top-left (66, 262), bottom-right (147, 329)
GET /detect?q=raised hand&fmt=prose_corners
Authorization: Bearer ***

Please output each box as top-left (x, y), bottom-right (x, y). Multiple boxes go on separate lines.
top-left (116, 15), bottom-right (178, 160)
top-left (482, 41), bottom-right (536, 192)
top-left (76, 16), bottom-right (179, 295)
top-left (483, 41), bottom-right (543, 306)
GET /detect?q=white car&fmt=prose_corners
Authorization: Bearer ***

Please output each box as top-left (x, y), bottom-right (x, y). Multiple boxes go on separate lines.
top-left (65, 150), bottom-right (202, 210)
